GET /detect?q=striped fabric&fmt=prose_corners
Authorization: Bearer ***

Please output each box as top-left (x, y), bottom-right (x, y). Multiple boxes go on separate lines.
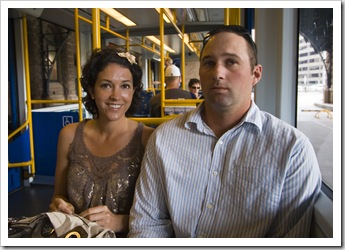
top-left (128, 101), bottom-right (322, 238)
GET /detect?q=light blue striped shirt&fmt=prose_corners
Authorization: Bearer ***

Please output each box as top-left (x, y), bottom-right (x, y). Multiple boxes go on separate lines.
top-left (129, 101), bottom-right (322, 238)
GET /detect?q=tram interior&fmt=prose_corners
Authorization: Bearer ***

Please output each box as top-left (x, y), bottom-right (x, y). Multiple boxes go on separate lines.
top-left (7, 7), bottom-right (335, 240)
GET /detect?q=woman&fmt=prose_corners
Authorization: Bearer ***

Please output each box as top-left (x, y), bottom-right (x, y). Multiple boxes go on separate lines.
top-left (49, 47), bottom-right (154, 237)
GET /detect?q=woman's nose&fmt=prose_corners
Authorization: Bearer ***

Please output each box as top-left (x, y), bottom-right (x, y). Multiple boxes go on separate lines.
top-left (110, 87), bottom-right (120, 100)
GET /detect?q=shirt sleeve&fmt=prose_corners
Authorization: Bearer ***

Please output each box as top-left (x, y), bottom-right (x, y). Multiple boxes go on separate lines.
top-left (266, 135), bottom-right (322, 237)
top-left (128, 134), bottom-right (175, 238)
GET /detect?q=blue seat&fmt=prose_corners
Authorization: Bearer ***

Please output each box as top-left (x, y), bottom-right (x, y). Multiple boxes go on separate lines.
top-left (132, 90), bottom-right (154, 117)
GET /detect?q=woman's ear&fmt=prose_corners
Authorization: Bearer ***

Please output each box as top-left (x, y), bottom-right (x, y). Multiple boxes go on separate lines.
top-left (88, 87), bottom-right (94, 99)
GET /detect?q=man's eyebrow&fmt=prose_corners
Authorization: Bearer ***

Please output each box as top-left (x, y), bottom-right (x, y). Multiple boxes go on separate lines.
top-left (221, 52), bottom-right (241, 59)
top-left (201, 53), bottom-right (241, 61)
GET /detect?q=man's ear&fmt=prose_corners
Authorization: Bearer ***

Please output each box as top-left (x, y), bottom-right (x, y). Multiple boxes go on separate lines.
top-left (252, 64), bottom-right (263, 86)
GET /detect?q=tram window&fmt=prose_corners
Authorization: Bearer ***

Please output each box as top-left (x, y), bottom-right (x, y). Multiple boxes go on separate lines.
top-left (296, 8), bottom-right (333, 191)
top-left (48, 51), bottom-right (59, 81)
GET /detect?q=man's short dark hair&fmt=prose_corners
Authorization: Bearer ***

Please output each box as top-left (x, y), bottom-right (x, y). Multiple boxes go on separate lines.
top-left (200, 25), bottom-right (258, 71)
top-left (188, 78), bottom-right (201, 88)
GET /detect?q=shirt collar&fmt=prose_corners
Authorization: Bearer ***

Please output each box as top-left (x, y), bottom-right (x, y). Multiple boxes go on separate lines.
top-left (242, 101), bottom-right (263, 132)
top-left (184, 101), bottom-right (263, 133)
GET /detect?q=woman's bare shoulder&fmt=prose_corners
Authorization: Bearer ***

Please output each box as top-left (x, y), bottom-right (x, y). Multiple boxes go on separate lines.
top-left (59, 122), bottom-right (80, 141)
top-left (141, 125), bottom-right (155, 147)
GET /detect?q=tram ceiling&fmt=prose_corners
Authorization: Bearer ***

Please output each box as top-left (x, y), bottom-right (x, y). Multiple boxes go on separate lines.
top-left (11, 8), bottom-right (224, 56)
top-left (100, 8), bottom-right (224, 55)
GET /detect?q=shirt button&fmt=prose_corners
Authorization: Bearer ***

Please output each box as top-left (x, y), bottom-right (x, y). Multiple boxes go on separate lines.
top-left (213, 171), bottom-right (218, 176)
top-left (207, 204), bottom-right (213, 209)
top-left (219, 140), bottom-right (223, 145)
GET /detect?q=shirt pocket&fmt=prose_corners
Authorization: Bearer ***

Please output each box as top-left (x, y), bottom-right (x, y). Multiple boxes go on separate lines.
top-left (228, 163), bottom-right (281, 217)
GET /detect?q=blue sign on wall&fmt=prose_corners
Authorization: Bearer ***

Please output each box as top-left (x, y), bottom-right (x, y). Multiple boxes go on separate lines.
top-left (32, 111), bottom-right (79, 177)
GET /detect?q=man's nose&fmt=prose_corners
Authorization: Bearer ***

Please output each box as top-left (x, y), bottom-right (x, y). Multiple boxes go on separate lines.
top-left (212, 63), bottom-right (226, 80)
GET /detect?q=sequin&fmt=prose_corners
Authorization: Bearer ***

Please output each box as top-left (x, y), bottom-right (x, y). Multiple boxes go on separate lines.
top-left (67, 120), bottom-right (145, 215)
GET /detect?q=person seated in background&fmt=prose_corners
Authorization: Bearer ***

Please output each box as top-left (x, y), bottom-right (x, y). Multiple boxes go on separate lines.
top-left (129, 25), bottom-right (321, 238)
top-left (150, 64), bottom-right (196, 117)
top-left (49, 47), bottom-right (154, 237)
top-left (188, 78), bottom-right (203, 99)
top-left (164, 56), bottom-right (173, 70)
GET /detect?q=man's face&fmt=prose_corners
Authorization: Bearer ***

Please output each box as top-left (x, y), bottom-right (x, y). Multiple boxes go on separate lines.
top-left (199, 32), bottom-right (261, 112)
top-left (189, 83), bottom-right (201, 96)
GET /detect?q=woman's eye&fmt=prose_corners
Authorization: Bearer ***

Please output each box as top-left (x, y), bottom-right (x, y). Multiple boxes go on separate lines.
top-left (100, 83), bottom-right (111, 88)
top-left (122, 83), bottom-right (132, 89)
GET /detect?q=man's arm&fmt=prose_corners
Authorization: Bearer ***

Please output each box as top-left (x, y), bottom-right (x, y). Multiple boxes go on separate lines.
top-left (128, 136), bottom-right (174, 238)
top-left (267, 136), bottom-right (322, 237)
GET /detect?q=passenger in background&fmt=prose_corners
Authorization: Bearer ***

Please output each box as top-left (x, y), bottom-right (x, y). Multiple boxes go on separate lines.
top-left (150, 64), bottom-right (195, 117)
top-left (49, 47), bottom-right (154, 237)
top-left (188, 78), bottom-right (203, 99)
top-left (129, 25), bottom-right (321, 237)
top-left (164, 56), bottom-right (173, 70)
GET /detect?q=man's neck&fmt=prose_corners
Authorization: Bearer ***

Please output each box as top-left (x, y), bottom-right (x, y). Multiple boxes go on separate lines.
top-left (201, 101), bottom-right (251, 138)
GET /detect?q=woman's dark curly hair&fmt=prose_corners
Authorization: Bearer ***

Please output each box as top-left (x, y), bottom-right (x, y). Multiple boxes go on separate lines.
top-left (80, 47), bottom-right (143, 118)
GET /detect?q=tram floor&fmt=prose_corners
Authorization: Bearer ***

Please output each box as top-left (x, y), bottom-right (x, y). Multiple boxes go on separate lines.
top-left (8, 184), bottom-right (54, 218)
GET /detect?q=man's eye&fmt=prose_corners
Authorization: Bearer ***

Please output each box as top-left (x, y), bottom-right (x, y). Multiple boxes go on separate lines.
top-left (226, 59), bottom-right (237, 65)
top-left (203, 60), bottom-right (214, 67)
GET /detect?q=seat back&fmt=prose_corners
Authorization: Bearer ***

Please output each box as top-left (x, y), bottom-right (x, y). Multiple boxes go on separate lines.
top-left (309, 190), bottom-right (333, 237)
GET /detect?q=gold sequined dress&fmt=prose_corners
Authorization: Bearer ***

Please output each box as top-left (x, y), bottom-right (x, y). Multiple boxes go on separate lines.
top-left (66, 120), bottom-right (144, 215)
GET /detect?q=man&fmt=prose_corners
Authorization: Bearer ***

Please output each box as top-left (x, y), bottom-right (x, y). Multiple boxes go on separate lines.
top-left (150, 64), bottom-right (195, 117)
top-left (188, 78), bottom-right (203, 99)
top-left (129, 25), bottom-right (321, 237)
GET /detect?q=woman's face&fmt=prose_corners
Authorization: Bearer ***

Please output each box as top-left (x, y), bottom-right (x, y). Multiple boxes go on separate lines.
top-left (91, 63), bottom-right (135, 121)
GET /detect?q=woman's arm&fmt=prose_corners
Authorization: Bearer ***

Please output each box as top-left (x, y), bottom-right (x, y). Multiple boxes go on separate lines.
top-left (49, 123), bottom-right (78, 214)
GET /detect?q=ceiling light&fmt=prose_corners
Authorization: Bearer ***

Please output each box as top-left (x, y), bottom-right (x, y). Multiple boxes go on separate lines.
top-left (100, 8), bottom-right (136, 26)
top-left (155, 8), bottom-right (174, 23)
top-left (146, 36), bottom-right (175, 53)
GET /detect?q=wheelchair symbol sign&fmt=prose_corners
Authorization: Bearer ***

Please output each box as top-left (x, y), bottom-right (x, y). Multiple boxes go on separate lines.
top-left (62, 116), bottom-right (73, 127)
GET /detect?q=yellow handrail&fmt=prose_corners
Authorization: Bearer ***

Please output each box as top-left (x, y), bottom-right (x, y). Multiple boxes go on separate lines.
top-left (159, 9), bottom-right (166, 118)
top-left (75, 8), bottom-right (84, 122)
top-left (8, 15), bottom-right (36, 172)
top-left (92, 8), bottom-right (101, 49)
top-left (225, 8), bottom-right (241, 25)
top-left (130, 117), bottom-right (174, 126)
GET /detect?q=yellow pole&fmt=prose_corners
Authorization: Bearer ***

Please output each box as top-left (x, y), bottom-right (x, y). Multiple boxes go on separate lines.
top-left (230, 8), bottom-right (241, 25)
top-left (22, 15), bottom-right (35, 175)
top-left (159, 9), bottom-right (165, 117)
top-left (148, 58), bottom-right (152, 90)
top-left (224, 8), bottom-right (230, 25)
top-left (126, 29), bottom-right (130, 52)
top-left (181, 24), bottom-right (186, 90)
top-left (75, 9), bottom-right (83, 121)
top-left (92, 8), bottom-right (101, 49)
